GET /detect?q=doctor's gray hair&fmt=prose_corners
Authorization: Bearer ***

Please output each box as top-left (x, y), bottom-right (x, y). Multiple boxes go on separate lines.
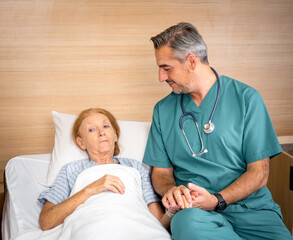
top-left (150, 22), bottom-right (209, 64)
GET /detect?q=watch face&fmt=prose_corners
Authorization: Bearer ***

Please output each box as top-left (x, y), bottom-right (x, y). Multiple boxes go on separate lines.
top-left (216, 201), bottom-right (227, 212)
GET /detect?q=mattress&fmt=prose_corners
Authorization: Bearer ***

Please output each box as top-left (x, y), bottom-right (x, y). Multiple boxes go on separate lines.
top-left (2, 154), bottom-right (51, 240)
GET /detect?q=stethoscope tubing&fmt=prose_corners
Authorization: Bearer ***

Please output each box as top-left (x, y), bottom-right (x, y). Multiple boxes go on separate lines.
top-left (180, 67), bottom-right (220, 129)
top-left (179, 67), bottom-right (220, 156)
top-left (208, 67), bottom-right (220, 123)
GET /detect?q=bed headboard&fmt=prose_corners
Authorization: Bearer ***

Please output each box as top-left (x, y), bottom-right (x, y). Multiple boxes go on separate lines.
top-left (0, 0), bottom-right (293, 174)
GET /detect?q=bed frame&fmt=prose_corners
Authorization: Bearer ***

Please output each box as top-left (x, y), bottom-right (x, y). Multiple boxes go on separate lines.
top-left (1, 152), bottom-right (292, 239)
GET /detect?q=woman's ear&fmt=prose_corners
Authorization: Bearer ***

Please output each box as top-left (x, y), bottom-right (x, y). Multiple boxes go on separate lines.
top-left (76, 136), bottom-right (87, 150)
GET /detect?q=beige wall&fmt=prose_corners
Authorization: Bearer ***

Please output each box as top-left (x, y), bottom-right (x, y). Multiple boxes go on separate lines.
top-left (0, 0), bottom-right (293, 170)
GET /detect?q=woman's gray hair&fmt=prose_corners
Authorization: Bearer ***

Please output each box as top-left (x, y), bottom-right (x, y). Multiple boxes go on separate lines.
top-left (150, 22), bottom-right (209, 64)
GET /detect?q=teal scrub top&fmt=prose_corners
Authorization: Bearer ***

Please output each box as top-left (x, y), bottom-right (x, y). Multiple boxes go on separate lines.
top-left (143, 75), bottom-right (282, 214)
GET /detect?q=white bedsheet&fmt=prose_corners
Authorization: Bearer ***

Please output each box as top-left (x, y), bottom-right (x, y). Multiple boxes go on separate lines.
top-left (2, 154), bottom-right (51, 240)
top-left (9, 164), bottom-right (171, 240)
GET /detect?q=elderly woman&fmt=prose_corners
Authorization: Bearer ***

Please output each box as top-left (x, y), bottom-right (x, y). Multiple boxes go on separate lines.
top-left (38, 108), bottom-right (191, 235)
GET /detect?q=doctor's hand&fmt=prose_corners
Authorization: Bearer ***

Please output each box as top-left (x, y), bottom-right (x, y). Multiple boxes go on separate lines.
top-left (162, 185), bottom-right (194, 210)
top-left (187, 183), bottom-right (218, 211)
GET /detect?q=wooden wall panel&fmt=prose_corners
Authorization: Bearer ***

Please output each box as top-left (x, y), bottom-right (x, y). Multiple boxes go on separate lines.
top-left (0, 0), bottom-right (293, 171)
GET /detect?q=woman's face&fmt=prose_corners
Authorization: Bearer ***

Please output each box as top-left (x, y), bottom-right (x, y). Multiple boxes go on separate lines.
top-left (76, 113), bottom-right (117, 156)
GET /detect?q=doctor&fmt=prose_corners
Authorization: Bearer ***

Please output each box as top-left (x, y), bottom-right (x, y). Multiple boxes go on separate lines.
top-left (143, 22), bottom-right (292, 240)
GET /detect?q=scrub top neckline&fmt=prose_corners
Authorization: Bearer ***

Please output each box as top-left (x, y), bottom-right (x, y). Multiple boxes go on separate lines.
top-left (184, 76), bottom-right (222, 114)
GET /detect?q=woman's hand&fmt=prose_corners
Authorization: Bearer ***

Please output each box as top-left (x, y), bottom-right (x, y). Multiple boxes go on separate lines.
top-left (167, 194), bottom-right (193, 214)
top-left (162, 185), bottom-right (195, 210)
top-left (85, 174), bottom-right (125, 197)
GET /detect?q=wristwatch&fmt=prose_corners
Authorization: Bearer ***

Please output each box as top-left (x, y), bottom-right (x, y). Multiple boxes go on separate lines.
top-left (214, 193), bottom-right (227, 213)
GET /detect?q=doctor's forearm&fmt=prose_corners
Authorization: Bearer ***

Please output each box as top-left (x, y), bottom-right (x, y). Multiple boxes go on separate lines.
top-left (219, 158), bottom-right (270, 206)
top-left (152, 167), bottom-right (177, 197)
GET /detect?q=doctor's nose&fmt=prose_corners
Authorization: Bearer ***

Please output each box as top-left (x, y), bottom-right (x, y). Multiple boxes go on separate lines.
top-left (158, 68), bottom-right (168, 83)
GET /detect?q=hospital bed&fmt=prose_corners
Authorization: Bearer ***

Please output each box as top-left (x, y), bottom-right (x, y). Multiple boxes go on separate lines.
top-left (2, 112), bottom-right (292, 239)
top-left (1, 111), bottom-right (157, 240)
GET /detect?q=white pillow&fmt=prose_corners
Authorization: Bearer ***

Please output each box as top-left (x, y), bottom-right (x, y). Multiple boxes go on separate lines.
top-left (41, 111), bottom-right (151, 187)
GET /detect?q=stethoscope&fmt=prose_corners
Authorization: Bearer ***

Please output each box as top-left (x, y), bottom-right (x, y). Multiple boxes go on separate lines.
top-left (179, 67), bottom-right (220, 157)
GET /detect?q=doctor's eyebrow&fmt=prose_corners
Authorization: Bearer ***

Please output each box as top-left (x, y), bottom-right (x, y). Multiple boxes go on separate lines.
top-left (159, 64), bottom-right (171, 68)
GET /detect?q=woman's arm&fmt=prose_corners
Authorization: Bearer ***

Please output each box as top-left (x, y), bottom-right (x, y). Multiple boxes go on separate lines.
top-left (147, 196), bottom-right (192, 229)
top-left (40, 187), bottom-right (92, 230)
top-left (40, 174), bottom-right (125, 230)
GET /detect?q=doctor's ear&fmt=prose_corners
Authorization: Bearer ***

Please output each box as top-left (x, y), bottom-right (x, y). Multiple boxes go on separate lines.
top-left (186, 53), bottom-right (197, 72)
top-left (76, 136), bottom-right (87, 150)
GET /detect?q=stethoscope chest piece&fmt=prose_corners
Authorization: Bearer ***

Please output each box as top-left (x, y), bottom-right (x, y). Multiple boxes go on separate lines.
top-left (203, 121), bottom-right (214, 134)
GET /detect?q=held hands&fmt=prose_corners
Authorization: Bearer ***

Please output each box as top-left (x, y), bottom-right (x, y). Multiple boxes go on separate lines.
top-left (162, 183), bottom-right (218, 212)
top-left (85, 174), bottom-right (125, 197)
top-left (166, 194), bottom-right (193, 215)
top-left (162, 185), bottom-right (193, 210)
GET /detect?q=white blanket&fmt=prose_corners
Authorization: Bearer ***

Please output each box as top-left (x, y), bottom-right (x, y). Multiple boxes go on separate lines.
top-left (11, 164), bottom-right (172, 240)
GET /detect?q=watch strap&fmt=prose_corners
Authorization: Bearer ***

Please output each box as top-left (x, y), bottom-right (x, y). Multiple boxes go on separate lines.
top-left (214, 193), bottom-right (227, 213)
